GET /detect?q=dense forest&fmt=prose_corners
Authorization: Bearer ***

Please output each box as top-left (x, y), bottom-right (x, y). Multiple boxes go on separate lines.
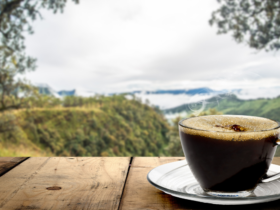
top-left (0, 95), bottom-right (184, 156)
top-left (1, 93), bottom-right (280, 157)
top-left (1, 93), bottom-right (280, 156)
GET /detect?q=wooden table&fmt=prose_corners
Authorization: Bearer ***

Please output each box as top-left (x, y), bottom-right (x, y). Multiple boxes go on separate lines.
top-left (1, 157), bottom-right (280, 210)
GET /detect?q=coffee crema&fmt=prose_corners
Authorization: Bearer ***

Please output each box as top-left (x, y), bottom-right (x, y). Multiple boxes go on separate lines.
top-left (180, 115), bottom-right (280, 141)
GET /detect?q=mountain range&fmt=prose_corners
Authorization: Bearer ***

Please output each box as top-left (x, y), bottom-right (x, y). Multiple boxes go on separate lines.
top-left (129, 87), bottom-right (231, 95)
top-left (36, 84), bottom-right (280, 110)
top-left (48, 87), bottom-right (232, 97)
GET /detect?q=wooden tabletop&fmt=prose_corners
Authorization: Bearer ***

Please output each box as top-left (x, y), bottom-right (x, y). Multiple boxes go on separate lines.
top-left (1, 157), bottom-right (280, 210)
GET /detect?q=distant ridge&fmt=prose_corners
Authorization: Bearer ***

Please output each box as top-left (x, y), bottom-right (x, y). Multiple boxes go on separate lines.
top-left (129, 87), bottom-right (229, 95)
top-left (35, 84), bottom-right (280, 112)
top-left (58, 90), bottom-right (76, 96)
top-left (163, 93), bottom-right (280, 123)
top-left (37, 85), bottom-right (233, 97)
top-left (55, 87), bottom-right (231, 97)
top-left (36, 84), bottom-right (60, 98)
top-left (36, 86), bottom-right (95, 97)
top-left (163, 94), bottom-right (240, 113)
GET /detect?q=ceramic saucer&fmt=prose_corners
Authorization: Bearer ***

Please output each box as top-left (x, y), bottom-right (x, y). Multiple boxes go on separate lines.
top-left (147, 160), bottom-right (280, 205)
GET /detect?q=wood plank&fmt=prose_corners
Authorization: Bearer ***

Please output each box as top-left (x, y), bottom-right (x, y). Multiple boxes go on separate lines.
top-left (272, 157), bottom-right (280, 165)
top-left (132, 157), bottom-right (185, 168)
top-left (120, 157), bottom-right (280, 210)
top-left (0, 157), bottom-right (130, 210)
top-left (0, 157), bottom-right (28, 176)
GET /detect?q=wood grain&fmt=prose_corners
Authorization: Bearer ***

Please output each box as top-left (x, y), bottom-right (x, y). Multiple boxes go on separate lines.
top-left (0, 157), bottom-right (130, 210)
top-left (119, 157), bottom-right (280, 210)
top-left (0, 157), bottom-right (27, 177)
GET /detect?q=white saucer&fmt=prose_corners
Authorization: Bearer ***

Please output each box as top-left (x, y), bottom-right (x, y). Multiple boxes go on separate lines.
top-left (147, 160), bottom-right (280, 205)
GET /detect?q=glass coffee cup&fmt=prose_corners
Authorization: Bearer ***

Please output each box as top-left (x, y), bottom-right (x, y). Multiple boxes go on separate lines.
top-left (179, 115), bottom-right (280, 197)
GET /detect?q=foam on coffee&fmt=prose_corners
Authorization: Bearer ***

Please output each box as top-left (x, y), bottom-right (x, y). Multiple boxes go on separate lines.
top-left (180, 115), bottom-right (280, 141)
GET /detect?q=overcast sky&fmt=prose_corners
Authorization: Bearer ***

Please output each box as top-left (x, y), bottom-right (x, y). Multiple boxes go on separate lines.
top-left (24, 0), bottom-right (280, 93)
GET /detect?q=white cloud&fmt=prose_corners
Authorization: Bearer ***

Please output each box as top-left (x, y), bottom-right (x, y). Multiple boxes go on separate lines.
top-left (24, 0), bottom-right (280, 93)
top-left (135, 93), bottom-right (217, 109)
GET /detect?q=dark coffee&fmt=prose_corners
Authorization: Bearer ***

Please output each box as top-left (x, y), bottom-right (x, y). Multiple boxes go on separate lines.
top-left (179, 115), bottom-right (280, 193)
top-left (180, 131), bottom-right (277, 192)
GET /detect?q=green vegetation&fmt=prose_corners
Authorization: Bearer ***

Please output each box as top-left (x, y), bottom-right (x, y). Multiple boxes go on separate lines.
top-left (1, 93), bottom-right (280, 157)
top-left (0, 0), bottom-right (79, 113)
top-left (210, 0), bottom-right (280, 51)
top-left (0, 95), bottom-right (171, 156)
top-left (165, 94), bottom-right (280, 122)
top-left (212, 95), bottom-right (280, 122)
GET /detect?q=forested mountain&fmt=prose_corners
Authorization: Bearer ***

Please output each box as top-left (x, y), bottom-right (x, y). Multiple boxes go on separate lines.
top-left (0, 95), bottom-right (172, 156)
top-left (1, 94), bottom-right (280, 157)
top-left (164, 94), bottom-right (280, 122)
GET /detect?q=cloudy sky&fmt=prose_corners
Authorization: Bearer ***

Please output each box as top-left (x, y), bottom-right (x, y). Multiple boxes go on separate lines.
top-left (24, 0), bottom-right (280, 93)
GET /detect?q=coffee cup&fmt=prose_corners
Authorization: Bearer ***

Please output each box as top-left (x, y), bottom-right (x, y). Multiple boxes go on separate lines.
top-left (179, 115), bottom-right (280, 197)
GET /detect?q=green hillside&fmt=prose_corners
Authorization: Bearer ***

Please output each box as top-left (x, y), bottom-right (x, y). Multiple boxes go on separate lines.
top-left (164, 94), bottom-right (280, 122)
top-left (1, 94), bottom-right (280, 157)
top-left (0, 95), bottom-right (171, 156)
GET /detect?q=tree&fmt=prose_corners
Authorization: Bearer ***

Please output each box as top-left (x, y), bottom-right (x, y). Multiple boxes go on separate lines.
top-left (209, 0), bottom-right (280, 51)
top-left (0, 0), bottom-right (79, 112)
top-left (0, 70), bottom-right (37, 111)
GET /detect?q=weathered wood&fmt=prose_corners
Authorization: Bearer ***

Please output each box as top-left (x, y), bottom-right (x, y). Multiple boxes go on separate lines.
top-left (0, 157), bottom-right (27, 177)
top-left (119, 157), bottom-right (280, 210)
top-left (272, 157), bottom-right (280, 165)
top-left (0, 157), bottom-right (130, 210)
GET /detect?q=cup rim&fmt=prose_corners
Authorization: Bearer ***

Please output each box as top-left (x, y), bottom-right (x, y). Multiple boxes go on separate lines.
top-left (178, 115), bottom-right (280, 133)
